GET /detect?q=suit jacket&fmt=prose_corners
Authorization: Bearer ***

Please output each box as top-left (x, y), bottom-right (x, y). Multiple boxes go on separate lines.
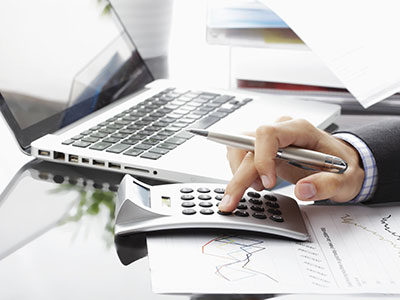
top-left (336, 118), bottom-right (400, 204)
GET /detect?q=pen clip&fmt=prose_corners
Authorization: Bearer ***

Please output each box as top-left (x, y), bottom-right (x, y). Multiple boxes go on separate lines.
top-left (288, 161), bottom-right (346, 174)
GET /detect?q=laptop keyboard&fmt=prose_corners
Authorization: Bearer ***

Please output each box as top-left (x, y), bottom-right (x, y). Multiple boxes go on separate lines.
top-left (62, 88), bottom-right (252, 160)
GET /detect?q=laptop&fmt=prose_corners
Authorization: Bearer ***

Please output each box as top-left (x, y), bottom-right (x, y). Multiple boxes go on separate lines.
top-left (0, 0), bottom-right (340, 184)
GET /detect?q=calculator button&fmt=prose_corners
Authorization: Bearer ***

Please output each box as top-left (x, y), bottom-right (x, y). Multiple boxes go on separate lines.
top-left (251, 205), bottom-right (265, 212)
top-left (266, 201), bottom-right (280, 208)
top-left (264, 194), bottom-right (278, 201)
top-left (234, 210), bottom-right (249, 217)
top-left (215, 195), bottom-right (223, 201)
top-left (237, 203), bottom-right (248, 210)
top-left (270, 215), bottom-right (284, 222)
top-left (200, 209), bottom-right (214, 215)
top-left (214, 188), bottom-right (225, 194)
top-left (181, 194), bottom-right (195, 201)
top-left (180, 187), bottom-right (194, 193)
top-left (197, 187), bottom-right (211, 193)
top-left (182, 202), bottom-right (196, 208)
top-left (267, 208), bottom-right (282, 215)
top-left (182, 209), bottom-right (196, 215)
top-left (239, 198), bottom-right (246, 203)
top-left (199, 202), bottom-right (213, 208)
top-left (252, 213), bottom-right (267, 219)
top-left (217, 210), bottom-right (232, 216)
top-left (249, 198), bottom-right (263, 205)
top-left (198, 194), bottom-right (212, 200)
top-left (247, 191), bottom-right (261, 198)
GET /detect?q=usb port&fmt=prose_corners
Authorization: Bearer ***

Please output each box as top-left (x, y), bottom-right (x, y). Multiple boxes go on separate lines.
top-left (38, 150), bottom-right (50, 157)
top-left (108, 162), bottom-right (121, 170)
top-left (68, 154), bottom-right (79, 163)
top-left (82, 158), bottom-right (89, 164)
top-left (93, 160), bottom-right (105, 167)
top-left (54, 151), bottom-right (65, 160)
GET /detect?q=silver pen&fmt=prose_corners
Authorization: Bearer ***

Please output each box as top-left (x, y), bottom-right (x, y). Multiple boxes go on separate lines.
top-left (187, 129), bottom-right (347, 174)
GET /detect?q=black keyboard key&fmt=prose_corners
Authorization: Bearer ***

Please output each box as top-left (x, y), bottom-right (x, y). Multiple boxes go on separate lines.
top-left (165, 137), bottom-right (186, 145)
top-left (89, 142), bottom-right (112, 151)
top-left (174, 131), bottom-right (194, 139)
top-left (149, 147), bottom-right (169, 155)
top-left (134, 143), bottom-right (152, 150)
top-left (158, 143), bottom-right (177, 150)
top-left (190, 115), bottom-right (220, 129)
top-left (91, 132), bottom-right (108, 138)
top-left (99, 128), bottom-right (116, 134)
top-left (72, 141), bottom-right (91, 148)
top-left (80, 130), bottom-right (92, 135)
top-left (123, 148), bottom-right (143, 157)
top-left (82, 136), bottom-right (99, 143)
top-left (106, 143), bottom-right (130, 154)
top-left (62, 139), bottom-right (74, 145)
top-left (103, 137), bottom-right (120, 144)
top-left (140, 152), bottom-right (162, 160)
top-left (71, 134), bottom-right (83, 140)
top-left (121, 139), bottom-right (140, 145)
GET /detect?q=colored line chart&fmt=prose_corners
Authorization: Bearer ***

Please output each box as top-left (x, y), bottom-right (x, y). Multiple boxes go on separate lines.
top-left (201, 235), bottom-right (278, 282)
top-left (341, 213), bottom-right (400, 257)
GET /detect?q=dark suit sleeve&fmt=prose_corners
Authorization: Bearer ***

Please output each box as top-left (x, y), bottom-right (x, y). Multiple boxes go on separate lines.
top-left (335, 119), bottom-right (400, 204)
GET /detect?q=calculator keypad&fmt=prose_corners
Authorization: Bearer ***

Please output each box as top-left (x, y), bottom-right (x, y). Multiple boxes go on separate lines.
top-left (177, 186), bottom-right (285, 223)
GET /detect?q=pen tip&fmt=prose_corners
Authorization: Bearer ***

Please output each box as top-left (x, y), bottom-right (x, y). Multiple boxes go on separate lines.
top-left (186, 128), bottom-right (208, 137)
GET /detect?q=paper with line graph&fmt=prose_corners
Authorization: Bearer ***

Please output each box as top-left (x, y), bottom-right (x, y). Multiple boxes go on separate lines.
top-left (147, 204), bottom-right (400, 294)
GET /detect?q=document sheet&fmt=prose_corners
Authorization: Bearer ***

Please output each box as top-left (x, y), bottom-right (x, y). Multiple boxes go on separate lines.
top-left (147, 205), bottom-right (400, 294)
top-left (258, 0), bottom-right (400, 108)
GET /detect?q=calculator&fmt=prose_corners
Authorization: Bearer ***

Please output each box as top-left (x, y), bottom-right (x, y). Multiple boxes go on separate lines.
top-left (115, 175), bottom-right (309, 241)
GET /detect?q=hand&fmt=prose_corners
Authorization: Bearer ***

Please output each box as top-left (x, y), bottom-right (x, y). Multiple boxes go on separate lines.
top-left (218, 117), bottom-right (365, 212)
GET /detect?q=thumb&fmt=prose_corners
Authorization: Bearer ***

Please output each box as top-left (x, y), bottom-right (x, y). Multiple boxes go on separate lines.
top-left (294, 172), bottom-right (346, 202)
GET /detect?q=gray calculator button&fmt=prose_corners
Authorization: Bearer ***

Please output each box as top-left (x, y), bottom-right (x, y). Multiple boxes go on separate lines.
top-left (182, 209), bottom-right (196, 215)
top-left (266, 201), bottom-right (280, 208)
top-left (198, 194), bottom-right (212, 200)
top-left (182, 202), bottom-right (195, 208)
top-left (251, 205), bottom-right (265, 212)
top-left (252, 212), bottom-right (267, 219)
top-left (234, 210), bottom-right (249, 217)
top-left (215, 195), bottom-right (223, 201)
top-left (237, 203), bottom-right (248, 210)
top-left (247, 191), bottom-right (261, 198)
top-left (270, 215), bottom-right (284, 222)
top-left (180, 187), bottom-right (193, 193)
top-left (197, 187), bottom-right (211, 193)
top-left (200, 209), bottom-right (214, 215)
top-left (249, 198), bottom-right (263, 205)
top-left (267, 208), bottom-right (282, 215)
top-left (264, 194), bottom-right (278, 201)
top-left (214, 188), bottom-right (225, 194)
top-left (217, 210), bottom-right (232, 216)
top-left (181, 194), bottom-right (194, 201)
top-left (199, 202), bottom-right (213, 208)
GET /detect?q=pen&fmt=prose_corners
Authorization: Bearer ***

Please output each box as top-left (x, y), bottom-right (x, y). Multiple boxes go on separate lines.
top-left (187, 129), bottom-right (348, 174)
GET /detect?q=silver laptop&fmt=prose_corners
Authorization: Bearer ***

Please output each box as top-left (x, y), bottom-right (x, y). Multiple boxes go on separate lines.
top-left (0, 0), bottom-right (340, 184)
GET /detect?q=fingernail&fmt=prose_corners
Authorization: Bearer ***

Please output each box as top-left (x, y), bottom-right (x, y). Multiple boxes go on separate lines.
top-left (298, 183), bottom-right (316, 199)
top-left (219, 194), bottom-right (231, 211)
top-left (261, 175), bottom-right (271, 188)
top-left (251, 181), bottom-right (263, 191)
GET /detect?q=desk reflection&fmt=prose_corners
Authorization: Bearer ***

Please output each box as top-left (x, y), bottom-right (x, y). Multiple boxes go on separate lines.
top-left (0, 159), bottom-right (270, 300)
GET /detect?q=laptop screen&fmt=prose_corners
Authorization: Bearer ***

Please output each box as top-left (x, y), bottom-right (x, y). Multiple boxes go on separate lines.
top-left (0, 0), bottom-right (154, 151)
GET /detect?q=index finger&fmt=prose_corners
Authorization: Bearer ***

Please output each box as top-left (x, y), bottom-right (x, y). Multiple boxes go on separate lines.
top-left (219, 152), bottom-right (258, 212)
